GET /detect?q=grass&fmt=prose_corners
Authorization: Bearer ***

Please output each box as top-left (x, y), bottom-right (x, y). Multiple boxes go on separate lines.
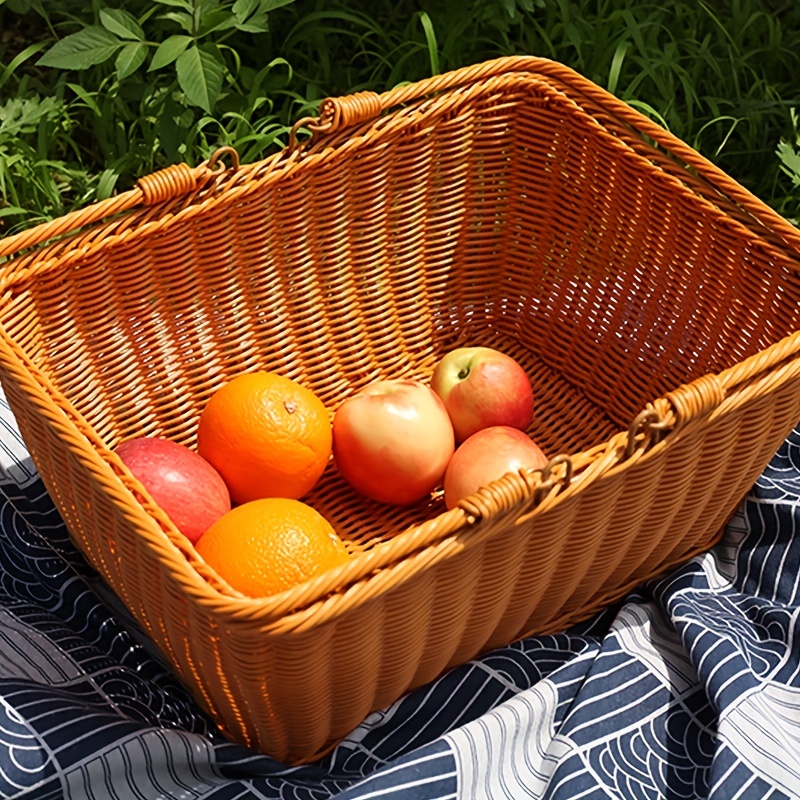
top-left (0, 0), bottom-right (799, 233)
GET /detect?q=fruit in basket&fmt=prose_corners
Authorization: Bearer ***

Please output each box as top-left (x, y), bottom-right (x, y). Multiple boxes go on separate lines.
top-left (430, 347), bottom-right (534, 442)
top-left (195, 498), bottom-right (350, 597)
top-left (197, 371), bottom-right (332, 504)
top-left (443, 426), bottom-right (548, 509)
top-left (115, 437), bottom-right (231, 543)
top-left (332, 379), bottom-right (455, 505)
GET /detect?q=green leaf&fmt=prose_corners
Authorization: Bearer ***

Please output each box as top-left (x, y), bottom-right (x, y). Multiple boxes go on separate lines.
top-left (0, 206), bottom-right (30, 218)
top-left (5, 0), bottom-right (32, 12)
top-left (66, 82), bottom-right (102, 115)
top-left (116, 42), bottom-right (147, 79)
top-left (96, 168), bottom-right (120, 200)
top-left (607, 40), bottom-right (629, 95)
top-left (0, 41), bottom-right (49, 90)
top-left (36, 26), bottom-right (122, 70)
top-left (199, 9), bottom-right (239, 35)
top-left (778, 141), bottom-right (800, 188)
top-left (233, 0), bottom-right (282, 32)
top-left (153, 0), bottom-right (192, 7)
top-left (149, 34), bottom-right (192, 71)
top-left (236, 16), bottom-right (270, 33)
top-left (160, 11), bottom-right (194, 33)
top-left (260, 0), bottom-right (294, 10)
top-left (626, 100), bottom-right (671, 131)
top-left (100, 8), bottom-right (144, 40)
top-left (176, 45), bottom-right (225, 113)
top-left (0, 96), bottom-right (62, 137)
top-left (417, 12), bottom-right (439, 76)
top-left (233, 0), bottom-right (259, 20)
top-left (155, 92), bottom-right (192, 162)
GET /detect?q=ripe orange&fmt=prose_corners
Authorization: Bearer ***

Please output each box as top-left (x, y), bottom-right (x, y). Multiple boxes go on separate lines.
top-left (197, 371), bottom-right (332, 504)
top-left (195, 498), bottom-right (350, 597)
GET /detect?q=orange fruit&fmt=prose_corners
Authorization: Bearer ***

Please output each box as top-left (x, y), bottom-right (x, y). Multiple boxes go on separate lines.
top-left (195, 498), bottom-right (350, 597)
top-left (197, 371), bottom-right (332, 504)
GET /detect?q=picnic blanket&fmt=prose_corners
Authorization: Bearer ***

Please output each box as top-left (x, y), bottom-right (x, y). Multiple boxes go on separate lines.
top-left (1, 383), bottom-right (799, 800)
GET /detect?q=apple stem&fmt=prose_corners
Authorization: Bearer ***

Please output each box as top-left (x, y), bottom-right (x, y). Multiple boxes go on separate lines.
top-left (457, 368), bottom-right (470, 380)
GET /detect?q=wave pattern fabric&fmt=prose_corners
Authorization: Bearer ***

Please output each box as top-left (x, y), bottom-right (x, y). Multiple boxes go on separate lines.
top-left (1, 385), bottom-right (799, 799)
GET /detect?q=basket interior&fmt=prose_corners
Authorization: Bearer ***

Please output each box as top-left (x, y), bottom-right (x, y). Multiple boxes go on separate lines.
top-left (3, 73), bottom-right (800, 551)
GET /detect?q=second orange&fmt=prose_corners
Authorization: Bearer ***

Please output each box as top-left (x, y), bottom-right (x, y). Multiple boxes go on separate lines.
top-left (197, 371), bottom-right (332, 504)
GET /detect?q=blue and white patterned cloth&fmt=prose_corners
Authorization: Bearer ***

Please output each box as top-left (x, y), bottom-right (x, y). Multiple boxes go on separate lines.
top-left (1, 384), bottom-right (800, 800)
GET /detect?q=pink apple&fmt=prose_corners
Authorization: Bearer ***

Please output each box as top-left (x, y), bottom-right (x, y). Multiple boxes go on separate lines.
top-left (430, 347), bottom-right (534, 442)
top-left (115, 437), bottom-right (231, 544)
top-left (332, 379), bottom-right (455, 505)
top-left (443, 426), bottom-right (548, 509)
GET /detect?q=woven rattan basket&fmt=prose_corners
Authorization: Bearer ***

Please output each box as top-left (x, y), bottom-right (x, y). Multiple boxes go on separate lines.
top-left (2, 56), bottom-right (800, 763)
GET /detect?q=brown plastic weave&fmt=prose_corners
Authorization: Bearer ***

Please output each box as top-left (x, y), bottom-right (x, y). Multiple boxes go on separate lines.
top-left (1, 56), bottom-right (800, 763)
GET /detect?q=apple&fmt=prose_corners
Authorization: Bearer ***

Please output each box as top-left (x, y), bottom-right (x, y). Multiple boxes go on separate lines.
top-left (332, 379), bottom-right (455, 505)
top-left (443, 426), bottom-right (548, 510)
top-left (115, 437), bottom-right (231, 544)
top-left (430, 347), bottom-right (534, 442)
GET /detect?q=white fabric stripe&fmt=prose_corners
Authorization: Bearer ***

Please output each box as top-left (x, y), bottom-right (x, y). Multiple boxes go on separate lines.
top-left (770, 507), bottom-right (794, 604)
top-left (0, 390), bottom-right (37, 488)
top-left (446, 678), bottom-right (565, 799)
top-left (749, 497), bottom-right (800, 509)
top-left (62, 728), bottom-right (222, 800)
top-left (0, 693), bottom-right (55, 793)
top-left (367, 669), bottom-right (488, 759)
top-left (743, 502), bottom-right (770, 596)
top-left (0, 609), bottom-right (85, 684)
top-left (346, 750), bottom-right (453, 784)
top-left (346, 771), bottom-right (457, 800)
top-left (706, 650), bottom-right (747, 707)
top-left (566, 681), bottom-right (663, 739)
top-left (706, 756), bottom-right (741, 798)
top-left (718, 680), bottom-right (800, 795)
top-left (613, 603), bottom-right (696, 694)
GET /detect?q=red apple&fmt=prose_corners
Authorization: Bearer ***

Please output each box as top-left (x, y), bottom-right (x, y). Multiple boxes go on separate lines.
top-left (430, 347), bottom-right (534, 442)
top-left (115, 437), bottom-right (231, 544)
top-left (332, 379), bottom-right (455, 505)
top-left (443, 426), bottom-right (548, 510)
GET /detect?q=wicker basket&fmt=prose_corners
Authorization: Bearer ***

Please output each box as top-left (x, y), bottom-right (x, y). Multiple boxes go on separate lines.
top-left (1, 56), bottom-right (800, 763)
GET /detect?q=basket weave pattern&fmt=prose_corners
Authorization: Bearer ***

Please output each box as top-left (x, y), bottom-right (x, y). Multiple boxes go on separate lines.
top-left (1, 57), bottom-right (800, 762)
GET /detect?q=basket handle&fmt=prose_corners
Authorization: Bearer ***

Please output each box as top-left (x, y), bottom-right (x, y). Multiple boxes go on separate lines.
top-left (625, 374), bottom-right (724, 458)
top-left (289, 55), bottom-right (800, 254)
top-left (258, 450), bottom-right (589, 617)
top-left (0, 147), bottom-right (239, 262)
top-left (454, 453), bottom-right (575, 520)
top-left (288, 56), bottom-right (557, 148)
top-left (626, 329), bottom-right (800, 457)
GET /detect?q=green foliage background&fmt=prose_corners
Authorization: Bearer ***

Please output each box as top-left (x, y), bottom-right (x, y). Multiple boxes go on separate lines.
top-left (1, 0), bottom-right (799, 233)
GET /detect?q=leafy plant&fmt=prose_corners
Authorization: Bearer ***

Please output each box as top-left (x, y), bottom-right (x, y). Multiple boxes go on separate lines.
top-left (0, 34), bottom-right (99, 227)
top-left (776, 108), bottom-right (800, 222)
top-left (37, 0), bottom-right (295, 113)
